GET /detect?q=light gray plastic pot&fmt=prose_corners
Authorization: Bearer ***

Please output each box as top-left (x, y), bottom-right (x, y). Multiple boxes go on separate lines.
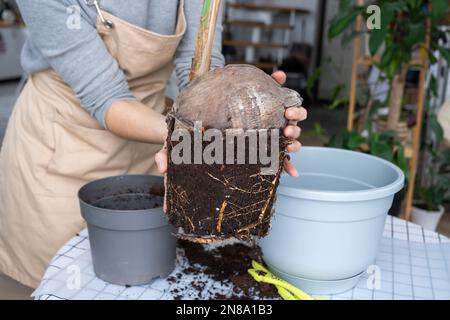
top-left (260, 147), bottom-right (404, 294)
top-left (79, 175), bottom-right (176, 286)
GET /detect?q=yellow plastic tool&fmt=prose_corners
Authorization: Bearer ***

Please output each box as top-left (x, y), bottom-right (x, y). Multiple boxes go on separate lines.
top-left (248, 260), bottom-right (322, 300)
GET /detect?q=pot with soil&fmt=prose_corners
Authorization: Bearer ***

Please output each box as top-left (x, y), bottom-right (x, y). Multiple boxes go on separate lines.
top-left (166, 64), bottom-right (303, 243)
top-left (79, 175), bottom-right (176, 286)
top-left (411, 204), bottom-right (445, 231)
top-left (260, 147), bottom-right (404, 294)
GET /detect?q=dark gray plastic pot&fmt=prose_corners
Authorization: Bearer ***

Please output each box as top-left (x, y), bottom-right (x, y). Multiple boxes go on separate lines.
top-left (260, 147), bottom-right (405, 294)
top-left (78, 175), bottom-right (176, 286)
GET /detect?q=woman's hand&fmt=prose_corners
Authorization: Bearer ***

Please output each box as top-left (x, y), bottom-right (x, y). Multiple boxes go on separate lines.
top-left (155, 142), bottom-right (168, 174)
top-left (106, 100), bottom-right (167, 144)
top-left (155, 71), bottom-right (307, 176)
top-left (271, 71), bottom-right (307, 177)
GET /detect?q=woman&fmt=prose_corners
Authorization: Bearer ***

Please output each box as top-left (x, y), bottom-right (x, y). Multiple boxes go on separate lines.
top-left (0, 0), bottom-right (306, 288)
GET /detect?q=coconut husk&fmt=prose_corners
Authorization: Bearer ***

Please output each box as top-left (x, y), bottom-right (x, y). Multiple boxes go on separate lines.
top-left (166, 64), bottom-right (303, 243)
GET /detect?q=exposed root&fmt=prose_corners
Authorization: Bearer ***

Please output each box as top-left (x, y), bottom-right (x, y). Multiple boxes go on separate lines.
top-left (175, 232), bottom-right (234, 244)
top-left (166, 125), bottom-right (287, 242)
top-left (258, 175), bottom-right (278, 225)
top-left (216, 200), bottom-right (227, 233)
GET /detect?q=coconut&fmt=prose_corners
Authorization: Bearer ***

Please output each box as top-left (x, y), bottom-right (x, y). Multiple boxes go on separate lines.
top-left (166, 64), bottom-right (303, 243)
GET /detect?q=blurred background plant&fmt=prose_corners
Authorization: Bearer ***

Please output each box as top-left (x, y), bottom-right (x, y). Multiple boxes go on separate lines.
top-left (327, 128), bottom-right (410, 183)
top-left (321, 0), bottom-right (450, 216)
top-left (328, 0), bottom-right (450, 133)
top-left (414, 85), bottom-right (450, 212)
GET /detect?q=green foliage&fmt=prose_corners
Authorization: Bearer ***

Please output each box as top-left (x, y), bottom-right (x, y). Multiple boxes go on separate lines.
top-left (439, 47), bottom-right (450, 63)
top-left (368, 131), bottom-right (410, 182)
top-left (328, 10), bottom-right (360, 39)
top-left (431, 0), bottom-right (448, 22)
top-left (428, 113), bottom-right (444, 145)
top-left (313, 122), bottom-right (327, 137)
top-left (306, 67), bottom-right (321, 98)
top-left (326, 0), bottom-right (450, 210)
top-left (327, 129), bottom-right (410, 184)
top-left (415, 111), bottom-right (450, 211)
top-left (327, 84), bottom-right (349, 109)
top-left (327, 130), bottom-right (365, 150)
top-left (412, 68), bottom-right (450, 212)
top-left (416, 147), bottom-right (450, 211)
top-left (328, 0), bottom-right (450, 80)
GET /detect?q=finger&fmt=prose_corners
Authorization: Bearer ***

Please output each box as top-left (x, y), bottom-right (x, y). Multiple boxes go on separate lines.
top-left (271, 71), bottom-right (286, 85)
top-left (155, 149), bottom-right (168, 174)
top-left (285, 106), bottom-right (307, 122)
top-left (284, 125), bottom-right (301, 139)
top-left (283, 159), bottom-right (299, 177)
top-left (287, 140), bottom-right (301, 153)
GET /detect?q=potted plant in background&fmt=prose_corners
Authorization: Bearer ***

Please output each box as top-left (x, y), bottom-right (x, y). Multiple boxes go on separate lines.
top-left (325, 0), bottom-right (449, 216)
top-left (412, 106), bottom-right (450, 230)
top-left (328, 0), bottom-right (450, 136)
top-left (412, 148), bottom-right (450, 230)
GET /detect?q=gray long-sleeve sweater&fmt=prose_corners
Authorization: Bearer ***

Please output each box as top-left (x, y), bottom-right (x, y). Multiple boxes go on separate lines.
top-left (16, 0), bottom-right (225, 128)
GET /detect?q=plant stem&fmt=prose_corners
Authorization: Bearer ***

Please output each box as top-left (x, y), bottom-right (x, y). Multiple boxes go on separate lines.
top-left (189, 0), bottom-right (222, 81)
top-left (357, 75), bottom-right (381, 133)
top-left (387, 66), bottom-right (408, 130)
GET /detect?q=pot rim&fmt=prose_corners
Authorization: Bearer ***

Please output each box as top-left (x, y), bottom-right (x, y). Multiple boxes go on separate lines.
top-left (78, 175), bottom-right (168, 231)
top-left (412, 204), bottom-right (445, 215)
top-left (278, 147), bottom-right (405, 202)
top-left (78, 174), bottom-right (164, 215)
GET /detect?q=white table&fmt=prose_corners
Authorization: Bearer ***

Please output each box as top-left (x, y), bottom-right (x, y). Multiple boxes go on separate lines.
top-left (33, 216), bottom-right (450, 300)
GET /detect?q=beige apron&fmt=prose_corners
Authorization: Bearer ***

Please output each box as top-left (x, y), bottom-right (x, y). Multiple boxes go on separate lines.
top-left (0, 1), bottom-right (186, 288)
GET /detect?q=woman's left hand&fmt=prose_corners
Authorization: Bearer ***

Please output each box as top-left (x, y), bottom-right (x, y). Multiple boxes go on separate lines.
top-left (271, 71), bottom-right (308, 177)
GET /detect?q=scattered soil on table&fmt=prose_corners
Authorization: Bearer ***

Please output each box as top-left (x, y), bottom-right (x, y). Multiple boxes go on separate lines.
top-left (167, 240), bottom-right (279, 300)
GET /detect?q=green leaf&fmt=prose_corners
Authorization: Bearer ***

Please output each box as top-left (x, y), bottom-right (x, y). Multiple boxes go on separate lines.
top-left (429, 113), bottom-right (444, 145)
top-left (405, 22), bottom-right (426, 47)
top-left (406, 0), bottom-right (420, 9)
top-left (439, 47), bottom-right (450, 63)
top-left (341, 30), bottom-right (361, 47)
top-left (428, 51), bottom-right (438, 65)
top-left (429, 75), bottom-right (438, 97)
top-left (327, 97), bottom-right (349, 110)
top-left (339, 0), bottom-right (354, 11)
top-left (330, 84), bottom-right (345, 101)
top-left (306, 67), bottom-right (321, 98)
top-left (380, 45), bottom-right (396, 68)
top-left (327, 130), bottom-right (364, 151)
top-left (439, 149), bottom-right (450, 165)
top-left (396, 147), bottom-right (410, 182)
top-left (327, 130), bottom-right (347, 149)
top-left (431, 0), bottom-right (448, 22)
top-left (313, 122), bottom-right (326, 136)
top-left (347, 134), bottom-right (365, 150)
top-left (328, 11), bottom-right (358, 39)
top-left (370, 142), bottom-right (393, 161)
top-left (368, 28), bottom-right (386, 55)
top-left (386, 58), bottom-right (400, 79)
top-left (380, 2), bottom-right (396, 28)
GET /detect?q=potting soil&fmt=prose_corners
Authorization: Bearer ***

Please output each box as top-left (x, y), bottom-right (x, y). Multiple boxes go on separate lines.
top-left (167, 130), bottom-right (286, 242)
top-left (93, 194), bottom-right (163, 211)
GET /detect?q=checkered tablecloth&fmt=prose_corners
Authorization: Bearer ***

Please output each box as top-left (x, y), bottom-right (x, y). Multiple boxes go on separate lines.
top-left (32, 216), bottom-right (450, 300)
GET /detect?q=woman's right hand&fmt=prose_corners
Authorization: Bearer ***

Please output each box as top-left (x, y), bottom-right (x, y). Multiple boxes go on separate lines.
top-left (106, 100), bottom-right (168, 144)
